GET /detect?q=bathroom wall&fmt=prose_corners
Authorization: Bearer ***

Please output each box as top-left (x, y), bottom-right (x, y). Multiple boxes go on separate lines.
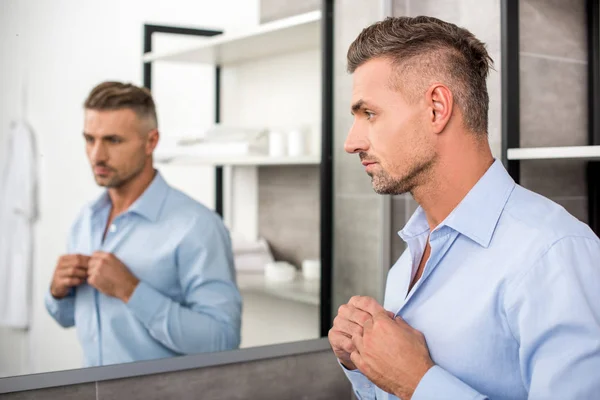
top-left (258, 166), bottom-right (320, 268)
top-left (332, 0), bottom-right (389, 313)
top-left (518, 0), bottom-right (588, 223)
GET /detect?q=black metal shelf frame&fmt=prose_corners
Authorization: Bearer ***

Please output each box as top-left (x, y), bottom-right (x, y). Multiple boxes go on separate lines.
top-left (587, 0), bottom-right (600, 235)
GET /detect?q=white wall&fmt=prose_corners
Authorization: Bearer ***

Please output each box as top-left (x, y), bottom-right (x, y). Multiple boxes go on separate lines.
top-left (0, 0), bottom-right (260, 376)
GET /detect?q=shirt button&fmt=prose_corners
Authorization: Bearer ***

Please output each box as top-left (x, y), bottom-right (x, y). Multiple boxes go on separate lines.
top-left (109, 224), bottom-right (117, 233)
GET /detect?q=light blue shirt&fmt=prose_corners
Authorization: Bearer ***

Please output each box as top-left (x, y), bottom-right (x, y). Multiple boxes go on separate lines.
top-left (45, 171), bottom-right (242, 367)
top-left (343, 159), bottom-right (600, 399)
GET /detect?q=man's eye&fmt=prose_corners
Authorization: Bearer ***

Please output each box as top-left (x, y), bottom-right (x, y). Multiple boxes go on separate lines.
top-left (365, 111), bottom-right (375, 120)
top-left (109, 138), bottom-right (122, 144)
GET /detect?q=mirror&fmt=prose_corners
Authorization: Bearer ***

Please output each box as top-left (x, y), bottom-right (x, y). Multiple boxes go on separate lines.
top-left (0, 0), bottom-right (325, 378)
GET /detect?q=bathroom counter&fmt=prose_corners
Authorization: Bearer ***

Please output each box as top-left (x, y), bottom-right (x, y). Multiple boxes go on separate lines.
top-left (236, 272), bottom-right (320, 306)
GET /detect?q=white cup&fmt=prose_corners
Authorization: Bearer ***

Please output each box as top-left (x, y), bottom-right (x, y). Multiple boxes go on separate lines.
top-left (302, 259), bottom-right (320, 280)
top-left (269, 130), bottom-right (286, 157)
top-left (287, 129), bottom-right (306, 157)
top-left (265, 261), bottom-right (297, 282)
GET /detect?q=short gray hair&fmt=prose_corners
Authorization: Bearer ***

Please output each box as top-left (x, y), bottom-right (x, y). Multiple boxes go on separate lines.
top-left (347, 16), bottom-right (493, 135)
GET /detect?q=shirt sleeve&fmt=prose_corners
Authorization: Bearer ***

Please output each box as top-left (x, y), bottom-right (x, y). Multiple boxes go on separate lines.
top-left (44, 289), bottom-right (75, 328)
top-left (44, 210), bottom-right (82, 329)
top-left (126, 213), bottom-right (242, 354)
top-left (504, 235), bottom-right (600, 399)
top-left (412, 366), bottom-right (488, 400)
top-left (338, 359), bottom-right (378, 400)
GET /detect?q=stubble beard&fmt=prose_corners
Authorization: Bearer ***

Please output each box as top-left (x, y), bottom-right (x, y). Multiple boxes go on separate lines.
top-left (370, 158), bottom-right (436, 196)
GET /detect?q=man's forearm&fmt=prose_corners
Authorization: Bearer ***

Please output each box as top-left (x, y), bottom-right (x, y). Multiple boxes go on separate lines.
top-left (44, 289), bottom-right (75, 328)
top-left (126, 281), bottom-right (241, 354)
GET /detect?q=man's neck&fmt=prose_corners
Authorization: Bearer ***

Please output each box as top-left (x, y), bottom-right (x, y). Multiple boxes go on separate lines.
top-left (412, 137), bottom-right (494, 232)
top-left (107, 164), bottom-right (156, 216)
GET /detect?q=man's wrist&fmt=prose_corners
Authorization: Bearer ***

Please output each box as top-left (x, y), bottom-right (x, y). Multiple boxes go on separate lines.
top-left (393, 362), bottom-right (435, 400)
top-left (339, 358), bottom-right (358, 371)
top-left (120, 277), bottom-right (140, 303)
top-left (50, 285), bottom-right (67, 300)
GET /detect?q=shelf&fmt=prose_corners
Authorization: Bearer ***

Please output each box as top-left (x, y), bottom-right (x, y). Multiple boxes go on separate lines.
top-left (236, 272), bottom-right (320, 306)
top-left (507, 145), bottom-right (600, 161)
top-left (155, 153), bottom-right (321, 166)
top-left (143, 11), bottom-right (321, 66)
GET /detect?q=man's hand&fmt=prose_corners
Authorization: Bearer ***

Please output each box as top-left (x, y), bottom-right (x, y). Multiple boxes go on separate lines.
top-left (349, 296), bottom-right (435, 400)
top-left (50, 254), bottom-right (90, 299)
top-left (328, 296), bottom-right (394, 370)
top-left (87, 252), bottom-right (139, 303)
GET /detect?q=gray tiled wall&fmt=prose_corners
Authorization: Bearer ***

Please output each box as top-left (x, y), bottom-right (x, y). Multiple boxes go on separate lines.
top-left (259, 0), bottom-right (321, 24)
top-left (519, 0), bottom-right (588, 223)
top-left (0, 350), bottom-right (352, 400)
top-left (258, 166), bottom-right (320, 268)
top-left (332, 0), bottom-right (388, 313)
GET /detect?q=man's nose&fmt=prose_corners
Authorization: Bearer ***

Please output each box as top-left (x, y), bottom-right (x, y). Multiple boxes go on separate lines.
top-left (90, 142), bottom-right (108, 163)
top-left (344, 123), bottom-right (369, 154)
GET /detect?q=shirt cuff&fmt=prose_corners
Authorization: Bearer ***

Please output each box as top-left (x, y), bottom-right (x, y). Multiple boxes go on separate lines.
top-left (44, 289), bottom-right (72, 315)
top-left (412, 365), bottom-right (486, 400)
top-left (126, 281), bottom-right (168, 326)
top-left (337, 359), bottom-right (375, 392)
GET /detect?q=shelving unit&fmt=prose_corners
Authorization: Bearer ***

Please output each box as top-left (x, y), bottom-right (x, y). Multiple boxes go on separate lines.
top-left (236, 273), bottom-right (320, 306)
top-left (501, 0), bottom-right (600, 235)
top-left (154, 153), bottom-right (321, 166)
top-left (507, 145), bottom-right (600, 161)
top-left (144, 12), bottom-right (322, 244)
top-left (143, 11), bottom-right (321, 66)
top-left (142, 10), bottom-right (330, 328)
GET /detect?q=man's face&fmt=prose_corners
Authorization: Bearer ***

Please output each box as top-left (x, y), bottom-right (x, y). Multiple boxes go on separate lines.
top-left (83, 108), bottom-right (156, 188)
top-left (345, 58), bottom-right (437, 195)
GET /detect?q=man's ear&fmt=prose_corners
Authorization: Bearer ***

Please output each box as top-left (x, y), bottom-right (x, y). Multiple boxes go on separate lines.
top-left (147, 129), bottom-right (159, 154)
top-left (427, 84), bottom-right (453, 134)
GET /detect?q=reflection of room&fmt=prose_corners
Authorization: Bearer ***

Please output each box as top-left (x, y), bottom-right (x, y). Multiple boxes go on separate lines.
top-left (144, 11), bottom-right (322, 348)
top-left (0, 0), bottom-right (324, 379)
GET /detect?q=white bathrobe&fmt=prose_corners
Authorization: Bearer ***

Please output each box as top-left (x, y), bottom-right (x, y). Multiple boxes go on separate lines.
top-left (0, 121), bottom-right (38, 328)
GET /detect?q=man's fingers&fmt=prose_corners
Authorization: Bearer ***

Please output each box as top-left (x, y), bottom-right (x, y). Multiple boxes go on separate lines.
top-left (332, 332), bottom-right (356, 354)
top-left (77, 255), bottom-right (91, 267)
top-left (59, 276), bottom-right (83, 287)
top-left (92, 251), bottom-right (111, 260)
top-left (352, 330), bottom-right (365, 353)
top-left (59, 254), bottom-right (90, 269)
top-left (58, 266), bottom-right (87, 279)
top-left (333, 316), bottom-right (364, 338)
top-left (69, 267), bottom-right (88, 278)
top-left (348, 295), bottom-right (386, 317)
top-left (350, 351), bottom-right (364, 371)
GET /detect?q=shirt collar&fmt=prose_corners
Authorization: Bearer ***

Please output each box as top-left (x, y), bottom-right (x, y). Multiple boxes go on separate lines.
top-left (89, 170), bottom-right (169, 222)
top-left (399, 159), bottom-right (515, 248)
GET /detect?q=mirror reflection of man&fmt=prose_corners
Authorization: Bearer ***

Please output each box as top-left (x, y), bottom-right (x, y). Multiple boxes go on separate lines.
top-left (45, 81), bottom-right (242, 367)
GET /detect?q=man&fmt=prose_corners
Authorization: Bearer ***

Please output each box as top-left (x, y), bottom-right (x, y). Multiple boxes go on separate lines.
top-left (329, 16), bottom-right (600, 399)
top-left (45, 81), bottom-right (242, 367)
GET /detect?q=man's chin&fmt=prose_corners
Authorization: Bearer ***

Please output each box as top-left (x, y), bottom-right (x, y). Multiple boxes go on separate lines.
top-left (94, 176), bottom-right (116, 188)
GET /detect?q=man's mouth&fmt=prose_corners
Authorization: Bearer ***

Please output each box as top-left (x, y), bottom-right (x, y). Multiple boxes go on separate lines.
top-left (94, 166), bottom-right (111, 176)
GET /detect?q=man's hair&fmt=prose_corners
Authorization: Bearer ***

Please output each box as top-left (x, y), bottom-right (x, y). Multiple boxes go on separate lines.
top-left (347, 16), bottom-right (493, 135)
top-left (84, 81), bottom-right (158, 129)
